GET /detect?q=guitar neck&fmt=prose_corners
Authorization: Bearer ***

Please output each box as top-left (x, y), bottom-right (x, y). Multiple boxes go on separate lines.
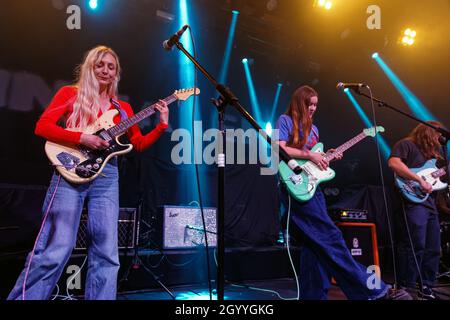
top-left (324, 132), bottom-right (368, 162)
top-left (108, 94), bottom-right (177, 137)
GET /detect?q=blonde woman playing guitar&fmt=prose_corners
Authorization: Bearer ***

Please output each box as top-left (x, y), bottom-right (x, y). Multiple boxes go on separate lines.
top-left (7, 46), bottom-right (195, 300)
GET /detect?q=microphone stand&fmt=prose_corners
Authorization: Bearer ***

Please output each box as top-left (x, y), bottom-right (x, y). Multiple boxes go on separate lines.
top-left (172, 41), bottom-right (299, 301)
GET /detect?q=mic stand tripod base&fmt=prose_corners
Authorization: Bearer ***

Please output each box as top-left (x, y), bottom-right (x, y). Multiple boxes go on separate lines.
top-left (119, 253), bottom-right (176, 300)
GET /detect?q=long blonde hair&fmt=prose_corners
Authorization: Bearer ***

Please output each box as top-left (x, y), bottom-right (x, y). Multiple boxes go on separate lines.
top-left (67, 46), bottom-right (121, 129)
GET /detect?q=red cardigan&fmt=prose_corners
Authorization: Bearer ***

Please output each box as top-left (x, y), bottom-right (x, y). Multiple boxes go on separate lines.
top-left (35, 86), bottom-right (168, 152)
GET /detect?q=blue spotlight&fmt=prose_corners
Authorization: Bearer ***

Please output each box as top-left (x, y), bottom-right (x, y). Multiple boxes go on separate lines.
top-left (344, 89), bottom-right (391, 159)
top-left (242, 59), bottom-right (263, 125)
top-left (265, 122), bottom-right (273, 137)
top-left (218, 10), bottom-right (239, 85)
top-left (372, 52), bottom-right (379, 59)
top-left (88, 0), bottom-right (98, 10)
top-left (372, 53), bottom-right (436, 121)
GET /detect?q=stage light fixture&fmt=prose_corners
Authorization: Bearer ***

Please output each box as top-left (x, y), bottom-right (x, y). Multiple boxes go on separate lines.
top-left (401, 28), bottom-right (417, 46)
top-left (88, 0), bottom-right (98, 10)
top-left (316, 0), bottom-right (333, 10)
top-left (265, 122), bottom-right (273, 137)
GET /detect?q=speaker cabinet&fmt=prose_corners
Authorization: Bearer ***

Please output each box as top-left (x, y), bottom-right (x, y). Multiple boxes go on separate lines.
top-left (336, 222), bottom-right (380, 268)
top-left (159, 205), bottom-right (217, 249)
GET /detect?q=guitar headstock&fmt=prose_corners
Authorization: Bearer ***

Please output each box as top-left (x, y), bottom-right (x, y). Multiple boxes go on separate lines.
top-left (363, 126), bottom-right (385, 137)
top-left (174, 88), bottom-right (201, 101)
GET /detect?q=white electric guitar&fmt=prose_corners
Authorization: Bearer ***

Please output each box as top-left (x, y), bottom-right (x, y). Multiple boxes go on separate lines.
top-left (45, 88), bottom-right (200, 184)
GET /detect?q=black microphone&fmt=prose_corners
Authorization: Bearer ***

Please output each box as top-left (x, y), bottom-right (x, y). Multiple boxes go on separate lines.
top-left (336, 82), bottom-right (367, 90)
top-left (163, 25), bottom-right (188, 51)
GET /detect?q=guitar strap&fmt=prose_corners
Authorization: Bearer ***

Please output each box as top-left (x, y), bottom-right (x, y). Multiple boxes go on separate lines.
top-left (110, 98), bottom-right (128, 120)
top-left (311, 127), bottom-right (319, 140)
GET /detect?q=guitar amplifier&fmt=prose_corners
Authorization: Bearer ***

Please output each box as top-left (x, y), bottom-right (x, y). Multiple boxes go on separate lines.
top-left (329, 208), bottom-right (369, 222)
top-left (75, 207), bottom-right (136, 250)
top-left (336, 222), bottom-right (379, 268)
top-left (157, 206), bottom-right (217, 249)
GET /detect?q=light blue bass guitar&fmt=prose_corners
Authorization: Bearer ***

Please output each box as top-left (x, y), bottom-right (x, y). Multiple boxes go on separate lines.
top-left (279, 126), bottom-right (385, 202)
top-left (395, 159), bottom-right (448, 203)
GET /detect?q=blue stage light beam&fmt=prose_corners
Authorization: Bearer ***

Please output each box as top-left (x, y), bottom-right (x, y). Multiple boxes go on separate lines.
top-left (372, 53), bottom-right (437, 121)
top-left (242, 59), bottom-right (263, 126)
top-left (269, 83), bottom-right (283, 122)
top-left (344, 89), bottom-right (391, 159)
top-left (178, 0), bottom-right (194, 93)
top-left (177, 0), bottom-right (208, 204)
top-left (218, 10), bottom-right (239, 85)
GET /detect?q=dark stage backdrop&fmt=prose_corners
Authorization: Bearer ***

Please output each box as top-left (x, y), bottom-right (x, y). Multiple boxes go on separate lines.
top-left (0, 1), bottom-right (449, 251)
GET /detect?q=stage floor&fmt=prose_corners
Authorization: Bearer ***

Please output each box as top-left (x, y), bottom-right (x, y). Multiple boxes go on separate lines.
top-left (115, 278), bottom-right (450, 301)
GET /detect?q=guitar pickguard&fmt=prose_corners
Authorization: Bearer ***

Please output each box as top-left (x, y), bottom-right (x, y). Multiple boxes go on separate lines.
top-left (75, 136), bottom-right (128, 179)
top-left (56, 152), bottom-right (80, 170)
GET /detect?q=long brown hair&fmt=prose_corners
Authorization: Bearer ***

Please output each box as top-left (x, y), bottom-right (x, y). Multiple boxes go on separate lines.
top-left (285, 85), bottom-right (318, 148)
top-left (408, 121), bottom-right (444, 160)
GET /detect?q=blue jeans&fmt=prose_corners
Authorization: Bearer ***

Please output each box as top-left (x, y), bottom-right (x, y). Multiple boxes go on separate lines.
top-left (279, 184), bottom-right (389, 300)
top-left (8, 161), bottom-right (120, 300)
top-left (396, 202), bottom-right (440, 288)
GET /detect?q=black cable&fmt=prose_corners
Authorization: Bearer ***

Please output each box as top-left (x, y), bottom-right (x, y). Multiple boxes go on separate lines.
top-left (366, 85), bottom-right (399, 288)
top-left (187, 25), bottom-right (213, 300)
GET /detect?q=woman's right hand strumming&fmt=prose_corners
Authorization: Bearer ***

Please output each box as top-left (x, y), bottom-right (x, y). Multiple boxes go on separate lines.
top-left (80, 133), bottom-right (110, 150)
top-left (309, 151), bottom-right (329, 171)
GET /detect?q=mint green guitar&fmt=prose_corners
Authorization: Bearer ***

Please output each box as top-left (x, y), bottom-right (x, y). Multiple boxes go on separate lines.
top-left (279, 126), bottom-right (385, 202)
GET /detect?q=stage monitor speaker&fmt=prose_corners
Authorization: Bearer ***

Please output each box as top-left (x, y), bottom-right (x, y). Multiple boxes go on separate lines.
top-left (75, 207), bottom-right (136, 250)
top-left (336, 222), bottom-right (380, 268)
top-left (160, 205), bottom-right (217, 249)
